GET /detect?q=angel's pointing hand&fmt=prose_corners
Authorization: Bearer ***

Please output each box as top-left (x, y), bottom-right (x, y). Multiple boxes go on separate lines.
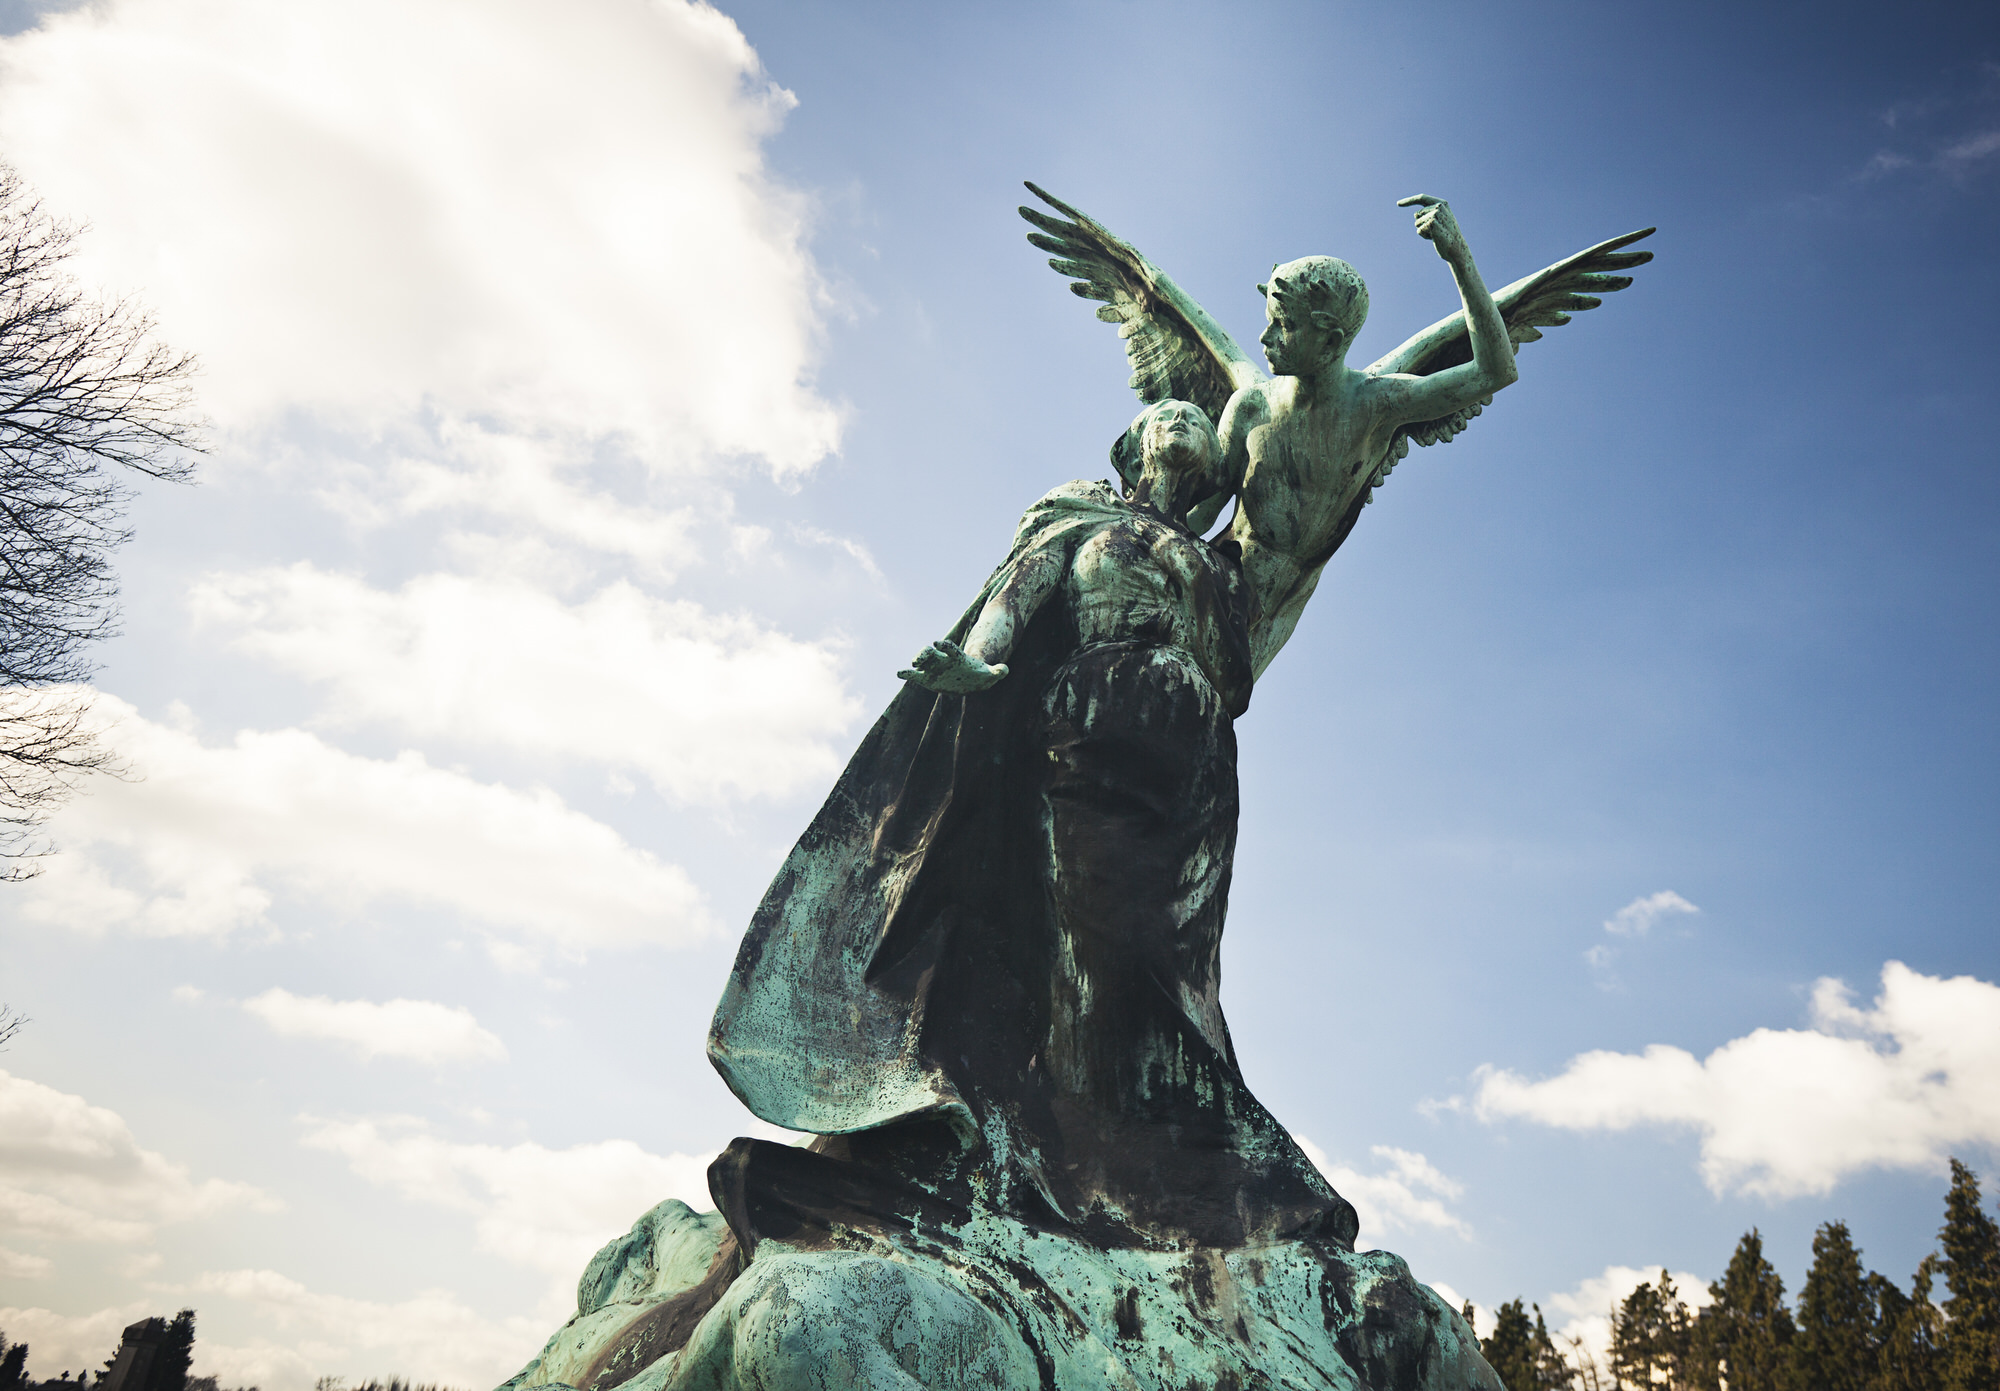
top-left (1397, 194), bottom-right (1467, 264)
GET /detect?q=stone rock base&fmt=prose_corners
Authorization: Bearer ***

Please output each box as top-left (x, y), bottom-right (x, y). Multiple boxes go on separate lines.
top-left (500, 1196), bottom-right (1499, 1391)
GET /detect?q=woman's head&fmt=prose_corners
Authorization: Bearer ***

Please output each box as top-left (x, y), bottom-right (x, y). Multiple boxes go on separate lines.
top-left (1111, 400), bottom-right (1226, 516)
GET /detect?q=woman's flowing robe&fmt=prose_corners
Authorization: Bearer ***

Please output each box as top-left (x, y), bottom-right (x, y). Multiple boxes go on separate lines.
top-left (707, 481), bottom-right (1357, 1255)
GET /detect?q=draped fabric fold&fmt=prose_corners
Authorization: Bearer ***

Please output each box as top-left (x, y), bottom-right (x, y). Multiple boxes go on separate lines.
top-left (708, 480), bottom-right (1356, 1251)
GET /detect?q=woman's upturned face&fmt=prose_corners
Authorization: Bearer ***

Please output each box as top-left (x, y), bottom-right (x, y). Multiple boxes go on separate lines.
top-left (1140, 402), bottom-right (1218, 478)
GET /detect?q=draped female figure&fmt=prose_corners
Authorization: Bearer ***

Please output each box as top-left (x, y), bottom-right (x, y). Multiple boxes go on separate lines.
top-left (707, 400), bottom-right (1356, 1252)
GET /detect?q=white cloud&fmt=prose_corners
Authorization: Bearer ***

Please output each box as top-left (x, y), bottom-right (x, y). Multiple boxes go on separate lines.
top-left (1603, 891), bottom-right (1699, 938)
top-left (0, 1286), bottom-right (536, 1391)
top-left (299, 1117), bottom-right (714, 1277)
top-left (315, 423), bottom-right (708, 576)
top-left (1469, 961), bottom-right (2000, 1198)
top-left (1294, 1138), bottom-right (1470, 1244)
top-left (0, 1302), bottom-right (152, 1382)
top-left (194, 1271), bottom-right (544, 1391)
top-left (788, 523), bottom-right (884, 580)
top-left (1941, 130), bottom-right (2000, 168)
top-left (1542, 1264), bottom-right (1712, 1368)
top-left (243, 989), bottom-right (507, 1065)
top-left (1860, 150), bottom-right (1916, 180)
top-left (1589, 892), bottom-right (1699, 986)
top-left (190, 566), bottom-right (860, 804)
top-left (0, 1069), bottom-right (277, 1252)
top-left (12, 693), bottom-right (710, 956)
top-left (0, 1246), bottom-right (52, 1279)
top-left (0, 0), bottom-right (841, 475)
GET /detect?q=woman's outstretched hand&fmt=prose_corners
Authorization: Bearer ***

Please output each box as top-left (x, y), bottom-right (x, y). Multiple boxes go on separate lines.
top-left (898, 638), bottom-right (1009, 693)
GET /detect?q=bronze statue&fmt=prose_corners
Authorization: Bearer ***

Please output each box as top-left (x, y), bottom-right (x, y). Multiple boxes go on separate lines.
top-left (502, 187), bottom-right (1654, 1391)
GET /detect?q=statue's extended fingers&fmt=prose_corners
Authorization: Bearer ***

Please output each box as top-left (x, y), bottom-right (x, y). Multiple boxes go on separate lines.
top-left (896, 668), bottom-right (921, 682)
top-left (1397, 194), bottom-right (1442, 208)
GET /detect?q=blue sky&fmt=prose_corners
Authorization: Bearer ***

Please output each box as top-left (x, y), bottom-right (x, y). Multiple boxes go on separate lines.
top-left (1, 0), bottom-right (1996, 1384)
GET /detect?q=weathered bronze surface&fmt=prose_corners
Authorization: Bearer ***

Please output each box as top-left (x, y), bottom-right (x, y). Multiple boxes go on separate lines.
top-left (502, 185), bottom-right (1653, 1391)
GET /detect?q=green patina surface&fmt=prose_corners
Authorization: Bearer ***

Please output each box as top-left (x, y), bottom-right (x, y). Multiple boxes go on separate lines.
top-left (497, 185), bottom-right (1655, 1391)
top-left (503, 1198), bottom-right (1495, 1391)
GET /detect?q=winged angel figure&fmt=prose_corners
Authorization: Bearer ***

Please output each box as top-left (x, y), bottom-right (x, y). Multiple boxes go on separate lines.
top-left (1021, 182), bottom-right (1655, 675)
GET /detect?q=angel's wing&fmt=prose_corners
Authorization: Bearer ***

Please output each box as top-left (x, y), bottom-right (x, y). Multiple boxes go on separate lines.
top-left (1019, 182), bottom-right (1265, 426)
top-left (1366, 227), bottom-right (1656, 452)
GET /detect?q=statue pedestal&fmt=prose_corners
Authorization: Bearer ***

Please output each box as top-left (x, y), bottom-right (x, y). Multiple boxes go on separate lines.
top-left (502, 1189), bottom-right (1499, 1391)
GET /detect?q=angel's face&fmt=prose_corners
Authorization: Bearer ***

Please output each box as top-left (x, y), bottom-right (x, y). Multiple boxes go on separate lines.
top-left (1260, 295), bottom-right (1335, 377)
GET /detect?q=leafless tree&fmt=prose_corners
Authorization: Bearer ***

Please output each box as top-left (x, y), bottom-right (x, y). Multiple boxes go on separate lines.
top-left (1558, 1333), bottom-right (1611, 1391)
top-left (0, 1002), bottom-right (24, 1049)
top-left (0, 165), bottom-right (201, 876)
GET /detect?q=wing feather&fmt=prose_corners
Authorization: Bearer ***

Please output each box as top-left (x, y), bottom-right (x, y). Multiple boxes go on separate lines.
top-left (1020, 182), bottom-right (1264, 426)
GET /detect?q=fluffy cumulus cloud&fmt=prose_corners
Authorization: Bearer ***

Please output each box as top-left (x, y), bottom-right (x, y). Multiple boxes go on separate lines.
top-left (314, 422), bottom-right (708, 575)
top-left (242, 989), bottom-right (507, 1064)
top-left (191, 566), bottom-right (860, 803)
top-left (11, 694), bottom-right (709, 955)
top-left (1470, 961), bottom-right (2000, 1198)
top-left (0, 6), bottom-right (842, 1387)
top-left (1294, 1138), bottom-right (1470, 1244)
top-left (188, 1270), bottom-right (548, 1391)
top-left (0, 1070), bottom-right (276, 1256)
top-left (0, 1302), bottom-right (154, 1382)
top-left (1542, 1264), bottom-right (1713, 1367)
top-left (0, 0), bottom-right (841, 474)
top-left (299, 1117), bottom-right (714, 1277)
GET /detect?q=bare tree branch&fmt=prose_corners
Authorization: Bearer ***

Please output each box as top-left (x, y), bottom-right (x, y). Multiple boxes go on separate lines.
top-left (0, 165), bottom-right (202, 873)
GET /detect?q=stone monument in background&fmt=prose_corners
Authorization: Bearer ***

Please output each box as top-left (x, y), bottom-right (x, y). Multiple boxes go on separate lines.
top-left (499, 182), bottom-right (1653, 1391)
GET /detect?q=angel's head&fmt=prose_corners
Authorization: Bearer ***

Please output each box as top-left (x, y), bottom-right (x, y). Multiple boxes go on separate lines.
top-left (1259, 256), bottom-right (1368, 376)
top-left (1112, 399), bottom-right (1226, 521)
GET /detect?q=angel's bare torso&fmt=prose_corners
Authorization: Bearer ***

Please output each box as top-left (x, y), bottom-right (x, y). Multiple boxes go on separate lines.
top-left (1222, 369), bottom-right (1427, 674)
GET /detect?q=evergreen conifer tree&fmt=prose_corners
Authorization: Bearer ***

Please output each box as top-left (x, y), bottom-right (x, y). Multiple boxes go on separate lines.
top-left (155, 1312), bottom-right (193, 1391)
top-left (1610, 1271), bottom-right (1693, 1389)
top-left (1693, 1230), bottom-right (1797, 1391)
top-left (1, 1330), bottom-right (28, 1391)
top-left (1794, 1220), bottom-right (1877, 1391)
top-left (1936, 1160), bottom-right (1999, 1391)
top-left (1481, 1298), bottom-right (1573, 1391)
top-left (1870, 1256), bottom-right (1944, 1391)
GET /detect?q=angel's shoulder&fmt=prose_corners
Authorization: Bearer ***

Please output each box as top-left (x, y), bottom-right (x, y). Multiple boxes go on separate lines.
top-left (1225, 378), bottom-right (1277, 418)
top-left (1218, 380), bottom-right (1275, 441)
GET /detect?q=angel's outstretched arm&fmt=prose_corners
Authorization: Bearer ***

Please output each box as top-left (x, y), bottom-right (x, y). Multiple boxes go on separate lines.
top-left (898, 545), bottom-right (1065, 693)
top-left (1372, 197), bottom-right (1517, 426)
